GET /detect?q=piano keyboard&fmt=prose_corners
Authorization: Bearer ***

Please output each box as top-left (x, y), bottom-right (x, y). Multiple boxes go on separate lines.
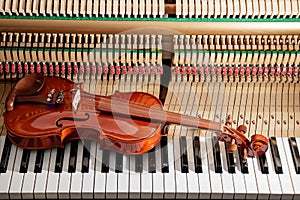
top-left (1, 65), bottom-right (300, 199)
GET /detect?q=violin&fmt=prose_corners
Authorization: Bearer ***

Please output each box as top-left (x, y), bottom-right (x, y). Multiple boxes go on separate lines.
top-left (4, 73), bottom-right (268, 161)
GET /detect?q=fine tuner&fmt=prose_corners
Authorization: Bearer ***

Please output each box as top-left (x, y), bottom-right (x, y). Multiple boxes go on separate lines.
top-left (4, 73), bottom-right (269, 161)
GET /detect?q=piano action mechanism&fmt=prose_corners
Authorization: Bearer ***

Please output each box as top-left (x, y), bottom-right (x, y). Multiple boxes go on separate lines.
top-left (0, 0), bottom-right (300, 199)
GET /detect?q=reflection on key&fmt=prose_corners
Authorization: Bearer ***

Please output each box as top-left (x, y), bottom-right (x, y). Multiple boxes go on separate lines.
top-left (180, 136), bottom-right (189, 173)
top-left (258, 153), bottom-right (269, 174)
top-left (54, 148), bottom-right (64, 173)
top-left (193, 136), bottom-right (202, 173)
top-left (238, 149), bottom-right (248, 174)
top-left (212, 136), bottom-right (222, 173)
top-left (0, 138), bottom-right (12, 173)
top-left (160, 136), bottom-right (169, 173)
top-left (20, 149), bottom-right (30, 173)
top-left (81, 141), bottom-right (90, 173)
top-left (148, 147), bottom-right (156, 173)
top-left (225, 143), bottom-right (235, 173)
top-left (269, 137), bottom-right (283, 174)
top-left (68, 140), bottom-right (78, 173)
top-left (135, 154), bottom-right (143, 173)
top-left (101, 149), bottom-right (110, 173)
top-left (34, 150), bottom-right (44, 173)
top-left (115, 152), bottom-right (123, 173)
top-left (288, 137), bottom-right (300, 174)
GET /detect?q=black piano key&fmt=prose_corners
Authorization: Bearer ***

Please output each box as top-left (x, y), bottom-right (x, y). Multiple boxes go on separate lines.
top-left (115, 153), bottom-right (123, 173)
top-left (225, 143), bottom-right (235, 173)
top-left (135, 154), bottom-right (143, 173)
top-left (20, 149), bottom-right (31, 173)
top-left (55, 148), bottom-right (64, 173)
top-left (212, 136), bottom-right (222, 173)
top-left (101, 150), bottom-right (110, 173)
top-left (288, 137), bottom-right (300, 174)
top-left (238, 149), bottom-right (248, 174)
top-left (269, 137), bottom-right (283, 174)
top-left (180, 136), bottom-right (189, 173)
top-left (148, 147), bottom-right (156, 173)
top-left (258, 153), bottom-right (269, 174)
top-left (34, 150), bottom-right (45, 173)
top-left (193, 136), bottom-right (202, 173)
top-left (81, 141), bottom-right (90, 173)
top-left (68, 140), bottom-right (79, 173)
top-left (160, 136), bottom-right (169, 173)
top-left (0, 138), bottom-right (12, 173)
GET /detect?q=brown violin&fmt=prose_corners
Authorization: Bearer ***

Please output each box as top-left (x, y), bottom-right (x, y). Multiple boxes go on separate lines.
top-left (4, 73), bottom-right (268, 160)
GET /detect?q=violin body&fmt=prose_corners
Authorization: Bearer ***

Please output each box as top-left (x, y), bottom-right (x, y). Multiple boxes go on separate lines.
top-left (4, 76), bottom-right (162, 154)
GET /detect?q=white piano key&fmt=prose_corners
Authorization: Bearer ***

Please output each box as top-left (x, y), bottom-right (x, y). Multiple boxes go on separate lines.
top-left (82, 141), bottom-right (97, 199)
top-left (0, 136), bottom-right (6, 159)
top-left (58, 143), bottom-right (71, 199)
top-left (46, 148), bottom-right (59, 199)
top-left (206, 135), bottom-right (223, 199)
top-left (34, 149), bottom-right (51, 199)
top-left (21, 150), bottom-right (37, 199)
top-left (129, 156), bottom-right (141, 199)
top-left (106, 152), bottom-right (118, 199)
top-left (70, 141), bottom-right (84, 199)
top-left (173, 135), bottom-right (187, 199)
top-left (117, 155), bottom-right (129, 198)
top-left (276, 138), bottom-right (294, 199)
top-left (186, 136), bottom-right (199, 199)
top-left (94, 144), bottom-right (106, 199)
top-left (219, 142), bottom-right (235, 199)
top-left (141, 153), bottom-right (152, 198)
top-left (164, 135), bottom-right (176, 199)
top-left (152, 145), bottom-right (164, 198)
top-left (232, 150), bottom-right (246, 199)
top-left (198, 137), bottom-right (211, 199)
top-left (0, 143), bottom-right (17, 199)
top-left (252, 156), bottom-right (270, 199)
top-left (8, 147), bottom-right (24, 199)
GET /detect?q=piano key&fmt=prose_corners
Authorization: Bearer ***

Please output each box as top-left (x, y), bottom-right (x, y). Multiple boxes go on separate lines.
top-left (219, 142), bottom-right (235, 199)
top-left (94, 145), bottom-right (106, 199)
top-left (20, 149), bottom-right (31, 173)
top-left (160, 135), bottom-right (169, 173)
top-left (101, 149), bottom-right (110, 173)
top-left (252, 154), bottom-right (270, 199)
top-left (258, 153), bottom-right (269, 174)
top-left (46, 148), bottom-right (60, 199)
top-left (9, 147), bottom-right (25, 199)
top-left (173, 134), bottom-right (187, 198)
top-left (81, 141), bottom-right (90, 173)
top-left (82, 141), bottom-right (97, 199)
top-left (180, 136), bottom-right (189, 173)
top-left (269, 137), bottom-right (283, 174)
top-left (238, 149), bottom-right (248, 174)
top-left (0, 136), bottom-right (6, 164)
top-left (276, 138), bottom-right (295, 199)
top-left (34, 149), bottom-right (51, 199)
top-left (135, 154), bottom-right (143, 173)
top-left (54, 147), bottom-right (64, 173)
top-left (0, 137), bottom-right (12, 173)
top-left (288, 137), bottom-right (300, 173)
top-left (115, 152), bottom-right (123, 173)
top-left (264, 142), bottom-right (282, 199)
top-left (68, 140), bottom-right (79, 173)
top-left (57, 143), bottom-right (72, 199)
top-left (232, 148), bottom-right (247, 199)
top-left (105, 151), bottom-right (118, 199)
top-left (21, 150), bottom-right (37, 199)
top-left (163, 135), bottom-right (176, 199)
top-left (129, 155), bottom-right (141, 198)
top-left (117, 155), bottom-right (129, 198)
top-left (186, 135), bottom-right (200, 199)
top-left (70, 140), bottom-right (84, 199)
top-left (148, 147), bottom-right (156, 173)
top-left (152, 143), bottom-right (164, 198)
top-left (34, 149), bottom-right (45, 173)
top-left (212, 136), bottom-right (222, 173)
top-left (193, 136), bottom-right (202, 173)
top-left (224, 144), bottom-right (235, 173)
top-left (141, 152), bottom-right (153, 198)
top-left (198, 136), bottom-right (211, 199)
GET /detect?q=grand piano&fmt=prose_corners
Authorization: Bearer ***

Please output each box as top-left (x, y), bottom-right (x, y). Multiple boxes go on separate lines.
top-left (0, 0), bottom-right (300, 199)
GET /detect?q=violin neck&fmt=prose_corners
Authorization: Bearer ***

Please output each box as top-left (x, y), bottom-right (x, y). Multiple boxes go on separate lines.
top-left (97, 97), bottom-right (223, 132)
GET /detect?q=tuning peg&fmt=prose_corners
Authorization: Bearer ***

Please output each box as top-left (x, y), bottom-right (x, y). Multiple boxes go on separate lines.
top-left (227, 139), bottom-right (237, 152)
top-left (237, 125), bottom-right (247, 134)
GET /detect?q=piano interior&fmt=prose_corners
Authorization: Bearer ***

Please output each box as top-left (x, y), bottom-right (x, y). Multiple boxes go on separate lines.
top-left (0, 0), bottom-right (300, 199)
